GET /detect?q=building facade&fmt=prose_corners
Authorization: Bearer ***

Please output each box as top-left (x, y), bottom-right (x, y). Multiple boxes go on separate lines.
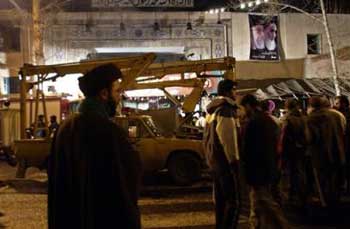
top-left (1, 10), bottom-right (350, 96)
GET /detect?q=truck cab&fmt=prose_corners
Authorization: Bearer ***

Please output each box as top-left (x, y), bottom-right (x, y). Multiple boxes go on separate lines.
top-left (114, 115), bottom-right (205, 185)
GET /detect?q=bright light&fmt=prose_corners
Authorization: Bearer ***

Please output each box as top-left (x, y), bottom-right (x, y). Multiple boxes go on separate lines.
top-left (209, 9), bottom-right (215, 14)
top-left (240, 3), bottom-right (246, 9)
top-left (248, 2), bottom-right (254, 7)
top-left (43, 73), bottom-right (83, 100)
top-left (256, 0), bottom-right (261, 5)
top-left (264, 0), bottom-right (269, 2)
top-left (220, 8), bottom-right (225, 12)
top-left (215, 9), bottom-right (219, 13)
top-left (94, 47), bottom-right (185, 54)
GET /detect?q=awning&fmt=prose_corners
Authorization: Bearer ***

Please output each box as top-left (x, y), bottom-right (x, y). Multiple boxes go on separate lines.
top-left (237, 78), bottom-right (350, 99)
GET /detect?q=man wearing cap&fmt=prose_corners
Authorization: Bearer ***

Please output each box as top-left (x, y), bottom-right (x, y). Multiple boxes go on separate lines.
top-left (204, 79), bottom-right (240, 229)
top-left (48, 64), bottom-right (142, 229)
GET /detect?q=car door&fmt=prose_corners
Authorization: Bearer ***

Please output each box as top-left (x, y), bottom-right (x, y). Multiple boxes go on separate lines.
top-left (127, 119), bottom-right (159, 172)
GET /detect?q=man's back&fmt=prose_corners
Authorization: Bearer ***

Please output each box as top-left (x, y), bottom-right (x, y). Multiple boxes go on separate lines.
top-left (243, 110), bottom-right (279, 186)
top-left (283, 111), bottom-right (307, 155)
top-left (308, 109), bottom-right (345, 168)
top-left (48, 113), bottom-right (141, 229)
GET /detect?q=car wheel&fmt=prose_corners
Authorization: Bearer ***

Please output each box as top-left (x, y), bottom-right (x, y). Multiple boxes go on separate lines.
top-left (168, 153), bottom-right (201, 186)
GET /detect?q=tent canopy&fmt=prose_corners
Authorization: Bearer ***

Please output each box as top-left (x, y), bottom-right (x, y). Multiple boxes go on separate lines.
top-left (237, 78), bottom-right (350, 99)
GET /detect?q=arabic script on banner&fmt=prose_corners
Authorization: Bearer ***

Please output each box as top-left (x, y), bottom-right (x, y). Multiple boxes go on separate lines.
top-left (92, 0), bottom-right (194, 8)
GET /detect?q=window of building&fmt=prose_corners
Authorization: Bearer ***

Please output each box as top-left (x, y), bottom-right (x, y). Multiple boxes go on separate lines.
top-left (0, 23), bottom-right (21, 52)
top-left (307, 34), bottom-right (321, 55)
top-left (2, 77), bottom-right (20, 94)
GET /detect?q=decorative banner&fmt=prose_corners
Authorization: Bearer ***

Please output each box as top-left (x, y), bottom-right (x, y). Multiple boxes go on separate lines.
top-left (249, 14), bottom-right (279, 61)
top-left (91, 0), bottom-right (194, 8)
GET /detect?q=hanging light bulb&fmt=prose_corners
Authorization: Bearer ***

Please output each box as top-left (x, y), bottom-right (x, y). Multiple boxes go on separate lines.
top-left (220, 8), bottom-right (225, 13)
top-left (256, 0), bottom-right (261, 5)
top-left (186, 12), bottom-right (192, 31)
top-left (240, 3), bottom-right (246, 9)
top-left (264, 0), bottom-right (269, 2)
top-left (215, 9), bottom-right (219, 14)
top-left (248, 2), bottom-right (254, 7)
top-left (209, 9), bottom-right (215, 14)
top-left (120, 22), bottom-right (126, 32)
top-left (153, 22), bottom-right (160, 31)
top-left (186, 22), bottom-right (192, 30)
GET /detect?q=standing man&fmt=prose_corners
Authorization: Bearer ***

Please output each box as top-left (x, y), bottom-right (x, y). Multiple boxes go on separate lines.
top-left (48, 115), bottom-right (59, 136)
top-left (204, 79), bottom-right (240, 229)
top-left (240, 94), bottom-right (289, 229)
top-left (282, 99), bottom-right (308, 206)
top-left (307, 97), bottom-right (345, 208)
top-left (48, 64), bottom-right (142, 229)
top-left (334, 95), bottom-right (350, 194)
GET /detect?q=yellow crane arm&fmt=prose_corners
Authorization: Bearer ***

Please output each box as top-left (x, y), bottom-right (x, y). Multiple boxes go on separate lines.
top-left (141, 57), bottom-right (236, 81)
top-left (19, 53), bottom-right (156, 138)
top-left (20, 53), bottom-right (156, 77)
top-left (127, 78), bottom-right (205, 113)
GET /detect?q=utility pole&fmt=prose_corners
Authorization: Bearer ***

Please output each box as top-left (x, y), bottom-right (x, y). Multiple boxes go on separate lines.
top-left (319, 0), bottom-right (340, 96)
top-left (32, 0), bottom-right (44, 65)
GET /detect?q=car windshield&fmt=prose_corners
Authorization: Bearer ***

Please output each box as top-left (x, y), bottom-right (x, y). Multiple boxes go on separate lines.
top-left (143, 117), bottom-right (162, 137)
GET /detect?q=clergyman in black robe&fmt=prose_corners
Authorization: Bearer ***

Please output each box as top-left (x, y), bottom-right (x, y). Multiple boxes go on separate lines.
top-left (48, 64), bottom-right (142, 229)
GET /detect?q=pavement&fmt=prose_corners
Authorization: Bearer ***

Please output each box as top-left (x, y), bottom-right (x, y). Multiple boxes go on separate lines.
top-left (1, 161), bottom-right (350, 229)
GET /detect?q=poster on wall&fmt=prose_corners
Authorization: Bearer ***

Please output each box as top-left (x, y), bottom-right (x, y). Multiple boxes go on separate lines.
top-left (249, 14), bottom-right (279, 61)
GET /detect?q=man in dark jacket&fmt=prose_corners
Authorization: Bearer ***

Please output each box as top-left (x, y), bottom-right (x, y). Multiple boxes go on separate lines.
top-left (334, 95), bottom-right (350, 194)
top-left (48, 64), bottom-right (142, 229)
top-left (282, 99), bottom-right (308, 205)
top-left (204, 79), bottom-right (240, 229)
top-left (241, 94), bottom-right (289, 229)
top-left (307, 96), bottom-right (345, 207)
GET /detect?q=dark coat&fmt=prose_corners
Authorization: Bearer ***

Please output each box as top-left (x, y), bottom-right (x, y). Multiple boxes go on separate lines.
top-left (282, 110), bottom-right (307, 161)
top-left (338, 107), bottom-right (350, 164)
top-left (242, 110), bottom-right (279, 186)
top-left (48, 112), bottom-right (142, 229)
top-left (307, 108), bottom-right (345, 170)
top-left (307, 108), bottom-right (346, 205)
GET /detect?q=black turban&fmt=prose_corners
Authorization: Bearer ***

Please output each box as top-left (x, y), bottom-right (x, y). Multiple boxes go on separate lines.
top-left (78, 63), bottom-right (122, 97)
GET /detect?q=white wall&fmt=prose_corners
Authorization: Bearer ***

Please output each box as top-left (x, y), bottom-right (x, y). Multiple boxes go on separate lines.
top-left (230, 13), bottom-right (350, 78)
top-left (231, 13), bottom-right (350, 60)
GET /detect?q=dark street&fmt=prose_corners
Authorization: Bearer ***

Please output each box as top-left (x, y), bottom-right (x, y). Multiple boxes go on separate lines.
top-left (1, 162), bottom-right (350, 228)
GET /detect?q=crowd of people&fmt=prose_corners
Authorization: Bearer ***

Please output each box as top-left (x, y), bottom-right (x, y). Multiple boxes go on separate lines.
top-left (45, 61), bottom-right (350, 229)
top-left (204, 79), bottom-right (350, 229)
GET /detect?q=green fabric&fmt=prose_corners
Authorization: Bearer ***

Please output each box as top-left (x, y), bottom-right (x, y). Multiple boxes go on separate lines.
top-left (78, 97), bottom-right (109, 119)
